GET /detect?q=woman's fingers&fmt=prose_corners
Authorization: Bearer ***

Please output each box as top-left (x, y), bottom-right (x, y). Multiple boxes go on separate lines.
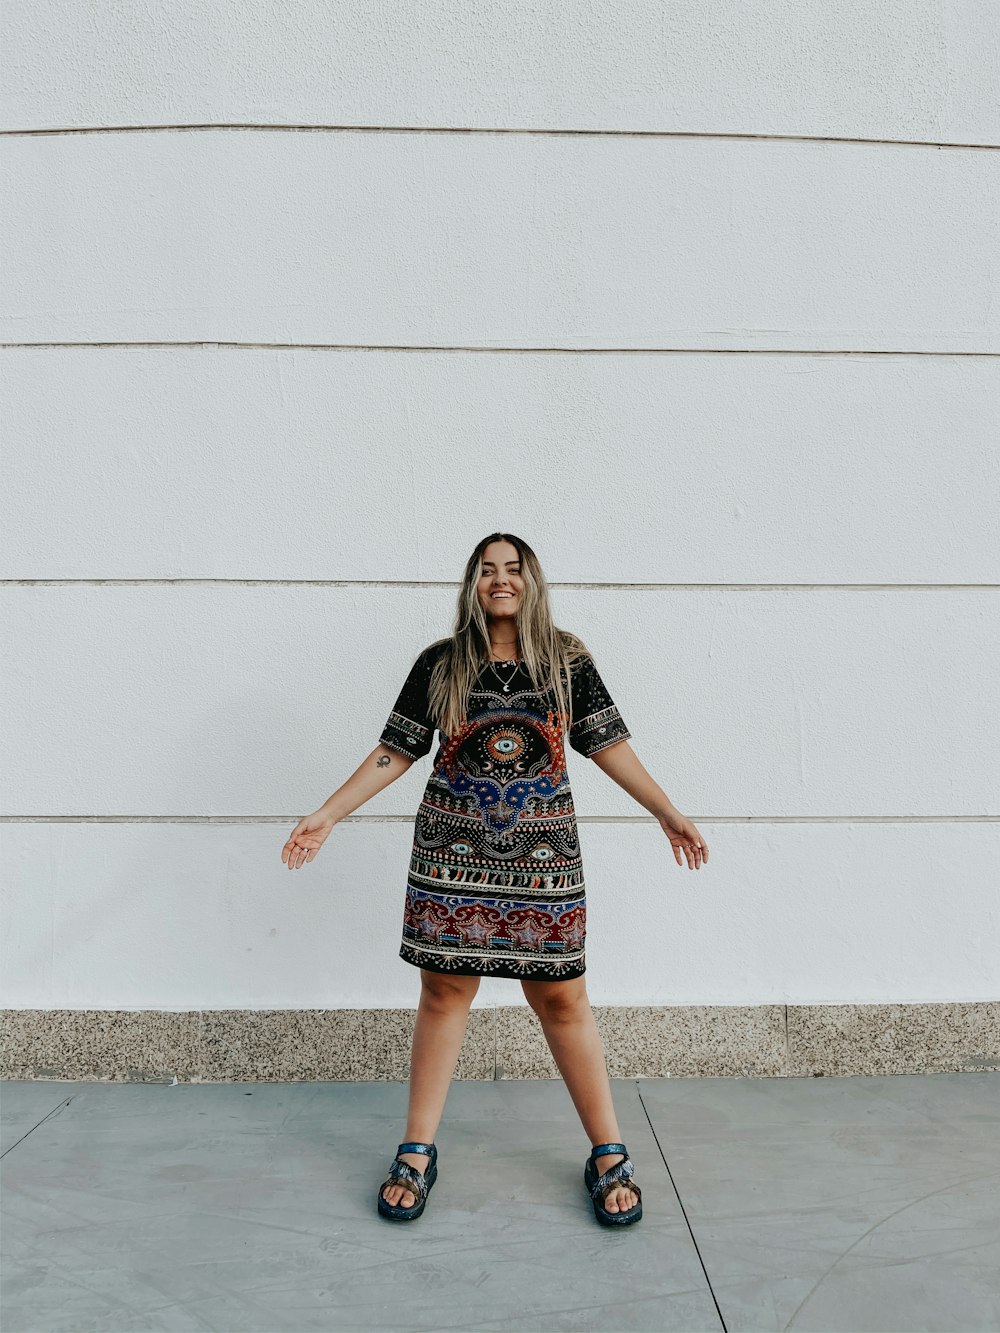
top-left (282, 823), bottom-right (313, 868)
top-left (284, 832), bottom-right (327, 866)
top-left (294, 841), bottom-right (314, 868)
top-left (685, 820), bottom-right (707, 869)
top-left (282, 815), bottom-right (335, 867)
top-left (665, 817), bottom-right (708, 869)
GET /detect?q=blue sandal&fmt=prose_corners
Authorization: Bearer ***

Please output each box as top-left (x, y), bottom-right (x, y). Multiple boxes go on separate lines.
top-left (377, 1141), bottom-right (438, 1221)
top-left (584, 1141), bottom-right (643, 1226)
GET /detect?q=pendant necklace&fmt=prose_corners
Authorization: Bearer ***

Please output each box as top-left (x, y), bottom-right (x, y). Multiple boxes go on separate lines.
top-left (490, 656), bottom-right (520, 692)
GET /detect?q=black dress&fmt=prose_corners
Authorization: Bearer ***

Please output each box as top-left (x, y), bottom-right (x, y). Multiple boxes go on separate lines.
top-left (378, 643), bottom-right (631, 980)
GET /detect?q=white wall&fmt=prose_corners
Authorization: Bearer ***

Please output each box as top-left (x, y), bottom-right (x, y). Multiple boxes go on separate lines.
top-left (2, 1), bottom-right (998, 1010)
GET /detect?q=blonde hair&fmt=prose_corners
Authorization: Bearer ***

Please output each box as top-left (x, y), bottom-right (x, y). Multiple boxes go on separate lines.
top-left (425, 532), bottom-right (593, 738)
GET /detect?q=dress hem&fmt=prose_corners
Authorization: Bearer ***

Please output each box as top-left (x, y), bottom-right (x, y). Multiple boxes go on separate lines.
top-left (399, 945), bottom-right (585, 982)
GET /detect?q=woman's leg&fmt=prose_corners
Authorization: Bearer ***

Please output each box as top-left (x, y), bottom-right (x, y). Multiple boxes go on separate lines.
top-left (381, 967), bottom-right (481, 1207)
top-left (521, 974), bottom-right (639, 1213)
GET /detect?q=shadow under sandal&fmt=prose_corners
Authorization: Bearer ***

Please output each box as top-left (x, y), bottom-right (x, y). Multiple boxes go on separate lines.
top-left (377, 1141), bottom-right (438, 1221)
top-left (584, 1141), bottom-right (643, 1226)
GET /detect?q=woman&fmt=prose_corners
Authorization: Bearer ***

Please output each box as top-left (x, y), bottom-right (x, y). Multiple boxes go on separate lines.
top-left (281, 533), bottom-right (707, 1227)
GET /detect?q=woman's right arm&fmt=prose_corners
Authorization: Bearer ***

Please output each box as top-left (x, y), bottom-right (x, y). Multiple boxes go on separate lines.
top-left (281, 744), bottom-right (415, 868)
top-left (320, 744), bottom-right (416, 822)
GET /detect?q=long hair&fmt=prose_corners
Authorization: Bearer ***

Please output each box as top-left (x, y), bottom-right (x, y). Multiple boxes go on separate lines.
top-left (425, 533), bottom-right (593, 738)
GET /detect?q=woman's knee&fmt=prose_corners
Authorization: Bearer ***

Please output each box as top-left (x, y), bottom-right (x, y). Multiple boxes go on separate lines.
top-left (420, 969), bottom-right (480, 1007)
top-left (521, 974), bottom-right (589, 1022)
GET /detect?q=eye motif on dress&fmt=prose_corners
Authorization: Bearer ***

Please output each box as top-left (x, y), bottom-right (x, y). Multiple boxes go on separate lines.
top-left (529, 843), bottom-right (557, 861)
top-left (437, 707), bottom-right (567, 836)
top-left (463, 723), bottom-right (541, 776)
top-left (488, 730), bottom-right (523, 762)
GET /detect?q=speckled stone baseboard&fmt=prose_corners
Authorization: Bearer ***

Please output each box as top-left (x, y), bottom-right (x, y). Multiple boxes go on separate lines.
top-left (787, 1003), bottom-right (1000, 1076)
top-left (497, 1004), bottom-right (788, 1078)
top-left (0, 1008), bottom-right (495, 1083)
top-left (1, 1004), bottom-right (997, 1082)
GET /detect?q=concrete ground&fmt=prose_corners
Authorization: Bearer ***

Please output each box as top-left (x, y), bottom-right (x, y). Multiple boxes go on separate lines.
top-left (1, 1072), bottom-right (999, 1333)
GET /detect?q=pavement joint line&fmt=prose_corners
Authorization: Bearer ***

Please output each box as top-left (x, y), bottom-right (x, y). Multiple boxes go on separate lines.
top-left (0, 1092), bottom-right (77, 1160)
top-left (636, 1078), bottom-right (728, 1333)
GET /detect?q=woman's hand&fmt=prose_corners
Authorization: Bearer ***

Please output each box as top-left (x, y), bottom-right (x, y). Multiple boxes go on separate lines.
top-left (656, 807), bottom-right (708, 869)
top-left (282, 810), bottom-right (337, 869)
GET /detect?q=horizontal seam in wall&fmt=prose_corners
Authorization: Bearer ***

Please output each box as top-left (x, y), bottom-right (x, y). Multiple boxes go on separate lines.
top-left (3, 124), bottom-right (999, 152)
top-left (4, 581), bottom-right (1000, 590)
top-left (3, 343), bottom-right (1000, 357)
top-left (3, 815), bottom-right (999, 825)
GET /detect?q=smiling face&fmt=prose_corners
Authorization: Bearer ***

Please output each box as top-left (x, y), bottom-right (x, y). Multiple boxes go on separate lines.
top-left (477, 539), bottom-right (524, 629)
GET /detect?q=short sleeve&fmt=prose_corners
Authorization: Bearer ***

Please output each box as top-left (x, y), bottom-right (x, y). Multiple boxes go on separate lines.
top-left (567, 654), bottom-right (632, 758)
top-left (379, 646), bottom-right (438, 759)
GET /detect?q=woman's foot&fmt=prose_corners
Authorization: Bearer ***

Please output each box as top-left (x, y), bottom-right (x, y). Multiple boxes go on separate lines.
top-left (593, 1151), bottom-right (639, 1212)
top-left (380, 1150), bottom-right (430, 1208)
top-left (381, 1148), bottom-right (637, 1211)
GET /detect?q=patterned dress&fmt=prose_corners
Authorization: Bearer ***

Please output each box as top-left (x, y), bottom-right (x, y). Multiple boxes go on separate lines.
top-left (378, 642), bottom-right (632, 980)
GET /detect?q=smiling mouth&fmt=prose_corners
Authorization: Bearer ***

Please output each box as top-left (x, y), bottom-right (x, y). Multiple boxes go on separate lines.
top-left (490, 592), bottom-right (514, 599)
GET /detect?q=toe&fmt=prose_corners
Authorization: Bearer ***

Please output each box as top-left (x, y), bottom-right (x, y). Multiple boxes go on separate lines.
top-left (382, 1183), bottom-right (416, 1208)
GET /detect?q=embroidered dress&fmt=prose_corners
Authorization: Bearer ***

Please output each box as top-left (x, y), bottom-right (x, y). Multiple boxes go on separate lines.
top-left (379, 643), bottom-right (631, 980)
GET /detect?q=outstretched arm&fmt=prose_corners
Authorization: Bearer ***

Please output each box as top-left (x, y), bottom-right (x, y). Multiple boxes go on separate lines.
top-left (282, 744), bottom-right (416, 869)
top-left (320, 744), bottom-right (416, 824)
top-left (589, 739), bottom-right (672, 815)
top-left (589, 740), bottom-right (708, 869)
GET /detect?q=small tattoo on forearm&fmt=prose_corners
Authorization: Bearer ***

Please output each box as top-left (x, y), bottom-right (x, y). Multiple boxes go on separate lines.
top-left (376, 755), bottom-right (391, 767)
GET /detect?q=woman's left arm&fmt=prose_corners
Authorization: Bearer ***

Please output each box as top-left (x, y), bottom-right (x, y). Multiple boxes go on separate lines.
top-left (589, 740), bottom-right (708, 869)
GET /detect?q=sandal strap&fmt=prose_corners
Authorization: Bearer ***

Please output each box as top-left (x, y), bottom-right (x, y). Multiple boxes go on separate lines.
top-left (589, 1141), bottom-right (628, 1159)
top-left (383, 1159), bottom-right (428, 1202)
top-left (590, 1156), bottom-right (640, 1202)
top-left (397, 1141), bottom-right (436, 1157)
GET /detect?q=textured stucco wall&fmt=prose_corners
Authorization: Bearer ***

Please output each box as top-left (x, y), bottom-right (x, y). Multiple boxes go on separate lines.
top-left (2, 1), bottom-right (998, 1011)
